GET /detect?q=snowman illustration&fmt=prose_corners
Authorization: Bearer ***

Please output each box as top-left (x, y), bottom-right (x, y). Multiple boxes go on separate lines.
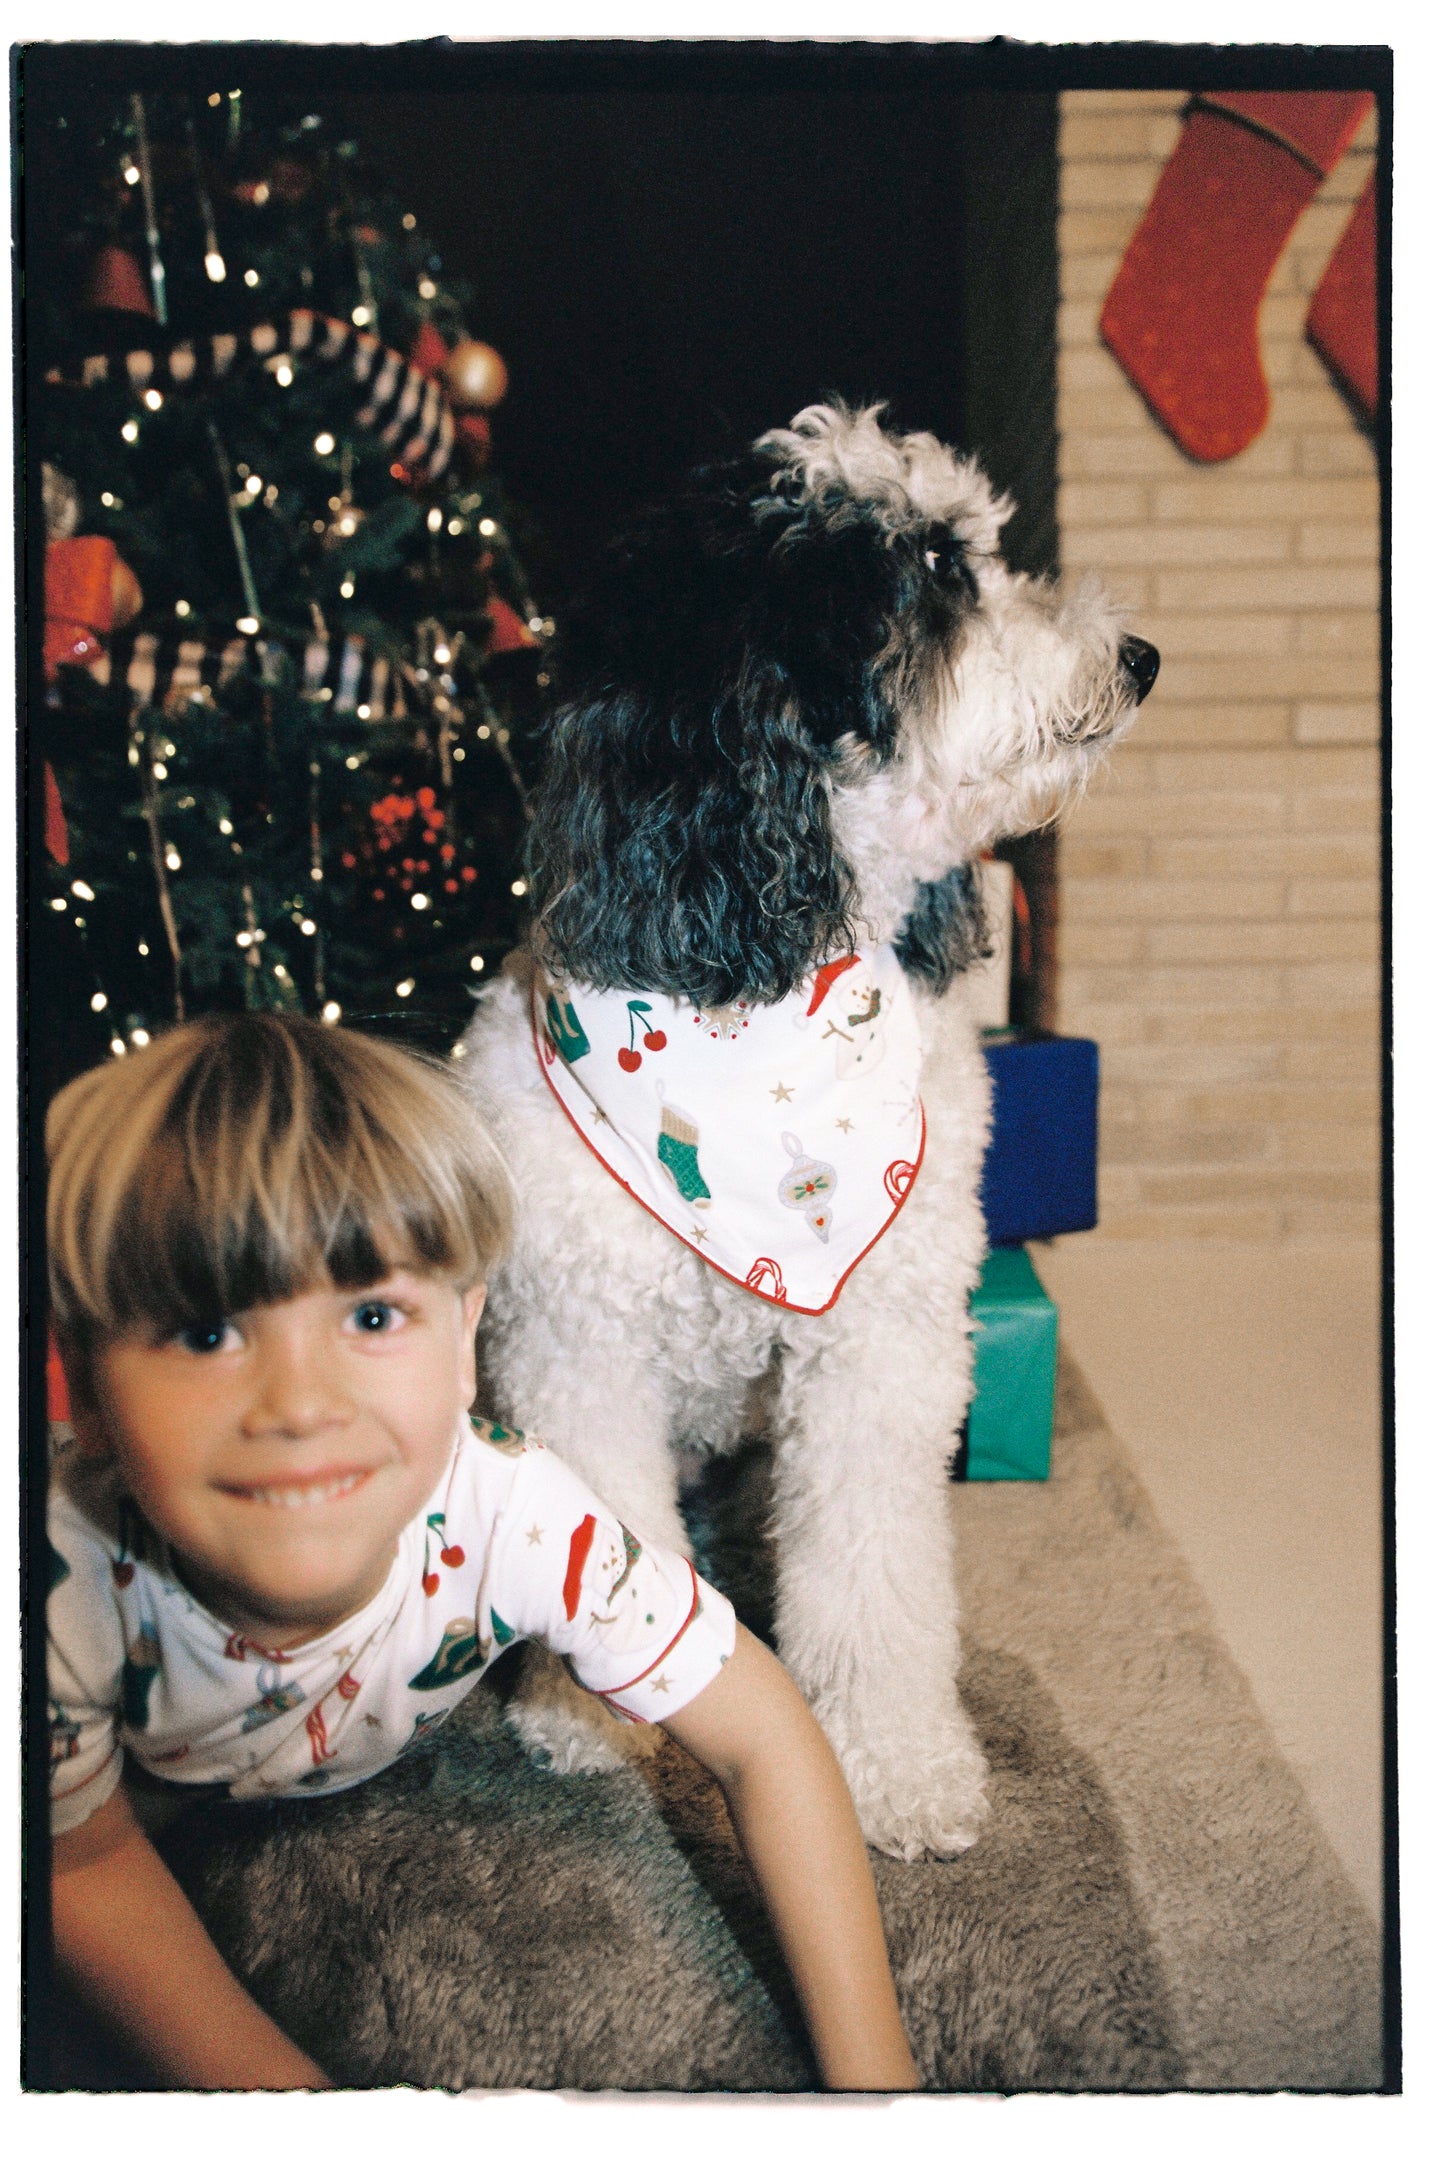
top-left (800, 956), bottom-right (891, 1079)
top-left (562, 1513), bottom-right (672, 1658)
top-left (829, 972), bottom-right (890, 1079)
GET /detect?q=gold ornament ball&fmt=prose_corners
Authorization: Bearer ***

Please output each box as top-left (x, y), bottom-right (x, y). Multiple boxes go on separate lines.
top-left (443, 339), bottom-right (509, 411)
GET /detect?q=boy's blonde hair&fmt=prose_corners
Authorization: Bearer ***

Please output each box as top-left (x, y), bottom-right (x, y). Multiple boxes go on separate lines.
top-left (47, 1013), bottom-right (513, 1349)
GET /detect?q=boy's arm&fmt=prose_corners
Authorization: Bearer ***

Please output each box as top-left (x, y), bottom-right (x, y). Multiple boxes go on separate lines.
top-left (662, 1624), bottom-right (920, 2093)
top-left (52, 1781), bottom-right (331, 2091)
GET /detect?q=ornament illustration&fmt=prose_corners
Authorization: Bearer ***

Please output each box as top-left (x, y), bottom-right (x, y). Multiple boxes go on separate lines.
top-left (240, 1671), bottom-right (306, 1733)
top-left (408, 1615), bottom-right (488, 1691)
top-left (658, 1096), bottom-right (712, 1206)
top-left (618, 998), bottom-right (668, 1071)
top-left (545, 991), bottom-right (591, 1065)
top-left (778, 1132), bottom-right (837, 1243)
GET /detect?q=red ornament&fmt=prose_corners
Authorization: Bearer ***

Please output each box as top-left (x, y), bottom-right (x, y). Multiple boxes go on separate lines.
top-left (44, 763), bottom-right (69, 866)
top-left (453, 412), bottom-right (492, 472)
top-left (44, 535), bottom-right (144, 681)
top-left (410, 319), bottom-right (451, 381)
top-left (486, 595), bottom-right (538, 652)
top-left (83, 244), bottom-right (154, 317)
top-left (1100, 92), bottom-right (1374, 462)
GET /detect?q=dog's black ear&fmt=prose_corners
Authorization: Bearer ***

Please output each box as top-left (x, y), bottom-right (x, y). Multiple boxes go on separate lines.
top-left (523, 473), bottom-right (895, 1006)
top-left (893, 862), bottom-right (994, 994)
top-left (524, 676), bottom-right (854, 1008)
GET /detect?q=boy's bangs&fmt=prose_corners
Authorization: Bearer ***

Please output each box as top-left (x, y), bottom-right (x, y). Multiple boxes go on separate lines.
top-left (103, 1155), bottom-right (459, 1339)
top-left (49, 1015), bottom-right (508, 1342)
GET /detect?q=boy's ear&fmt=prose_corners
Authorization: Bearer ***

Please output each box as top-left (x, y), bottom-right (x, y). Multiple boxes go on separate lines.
top-left (457, 1282), bottom-right (487, 1405)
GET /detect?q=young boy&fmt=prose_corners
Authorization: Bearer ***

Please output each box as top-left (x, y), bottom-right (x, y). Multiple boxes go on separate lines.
top-left (44, 1013), bottom-right (919, 2094)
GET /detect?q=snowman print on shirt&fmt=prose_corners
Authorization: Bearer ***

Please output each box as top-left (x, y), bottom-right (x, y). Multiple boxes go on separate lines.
top-left (562, 1513), bottom-right (672, 1659)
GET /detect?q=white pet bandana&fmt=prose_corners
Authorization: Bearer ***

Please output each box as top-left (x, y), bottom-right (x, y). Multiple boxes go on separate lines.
top-left (532, 943), bottom-right (925, 1315)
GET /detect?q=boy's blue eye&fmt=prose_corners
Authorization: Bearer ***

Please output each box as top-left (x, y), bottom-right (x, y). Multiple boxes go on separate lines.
top-left (351, 1301), bottom-right (399, 1333)
top-left (178, 1321), bottom-right (232, 1355)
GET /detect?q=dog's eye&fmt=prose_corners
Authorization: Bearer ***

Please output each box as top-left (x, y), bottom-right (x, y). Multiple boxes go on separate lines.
top-left (921, 523), bottom-right (977, 599)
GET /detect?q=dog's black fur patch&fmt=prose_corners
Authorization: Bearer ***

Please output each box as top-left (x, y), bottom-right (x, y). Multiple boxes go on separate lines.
top-left (525, 450), bottom-right (980, 1008)
top-left (894, 863), bottom-right (995, 994)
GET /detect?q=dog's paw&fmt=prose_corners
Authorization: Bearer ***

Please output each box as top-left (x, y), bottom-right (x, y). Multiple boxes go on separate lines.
top-left (507, 1693), bottom-right (662, 1773)
top-left (830, 1715), bottom-right (991, 1861)
top-left (505, 1651), bottom-right (662, 1775)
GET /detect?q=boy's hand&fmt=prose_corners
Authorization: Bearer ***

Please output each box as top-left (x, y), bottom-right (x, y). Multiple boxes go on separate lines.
top-left (662, 1625), bottom-right (921, 2093)
top-left (52, 1782), bottom-right (331, 2091)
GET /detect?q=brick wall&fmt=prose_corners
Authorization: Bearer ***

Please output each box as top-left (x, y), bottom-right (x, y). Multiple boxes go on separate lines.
top-left (1055, 90), bottom-right (1380, 1239)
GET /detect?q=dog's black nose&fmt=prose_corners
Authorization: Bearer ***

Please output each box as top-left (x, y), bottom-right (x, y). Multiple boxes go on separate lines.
top-left (1119, 635), bottom-right (1160, 703)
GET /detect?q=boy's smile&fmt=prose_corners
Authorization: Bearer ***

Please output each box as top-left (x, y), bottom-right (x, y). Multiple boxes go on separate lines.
top-left (74, 1269), bottom-right (487, 1649)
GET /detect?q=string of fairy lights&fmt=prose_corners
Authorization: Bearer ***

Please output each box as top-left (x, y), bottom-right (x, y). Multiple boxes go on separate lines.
top-left (49, 87), bottom-right (553, 1053)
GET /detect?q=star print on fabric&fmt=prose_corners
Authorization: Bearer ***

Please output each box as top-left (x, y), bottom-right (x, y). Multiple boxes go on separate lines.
top-left (651, 1673), bottom-right (672, 1693)
top-left (771, 1081), bottom-right (795, 1102)
top-left (691, 1225), bottom-right (708, 1242)
top-left (525, 1524), bottom-right (544, 1546)
top-left (836, 1117), bottom-right (854, 1133)
top-left (591, 1106), bottom-right (610, 1125)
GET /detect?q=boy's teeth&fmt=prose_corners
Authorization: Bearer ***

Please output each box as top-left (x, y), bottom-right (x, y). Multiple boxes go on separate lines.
top-left (245, 1471), bottom-right (366, 1507)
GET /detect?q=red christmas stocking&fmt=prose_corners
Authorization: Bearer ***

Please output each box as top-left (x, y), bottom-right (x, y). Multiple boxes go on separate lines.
top-left (1306, 168), bottom-right (1377, 419)
top-left (1101, 91), bottom-right (1374, 462)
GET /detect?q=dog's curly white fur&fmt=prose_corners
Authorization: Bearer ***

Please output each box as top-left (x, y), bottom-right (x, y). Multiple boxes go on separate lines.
top-left (459, 404), bottom-right (1156, 1859)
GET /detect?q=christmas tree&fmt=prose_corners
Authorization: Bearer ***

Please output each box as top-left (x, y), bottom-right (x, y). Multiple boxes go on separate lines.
top-left (33, 81), bottom-right (552, 1085)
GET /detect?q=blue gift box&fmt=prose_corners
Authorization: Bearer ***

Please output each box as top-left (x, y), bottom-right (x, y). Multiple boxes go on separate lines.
top-left (952, 1245), bottom-right (1058, 1482)
top-left (980, 1034), bottom-right (1099, 1247)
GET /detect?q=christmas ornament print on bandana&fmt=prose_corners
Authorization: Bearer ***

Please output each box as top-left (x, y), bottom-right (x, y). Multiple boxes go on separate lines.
top-left (532, 942), bottom-right (925, 1314)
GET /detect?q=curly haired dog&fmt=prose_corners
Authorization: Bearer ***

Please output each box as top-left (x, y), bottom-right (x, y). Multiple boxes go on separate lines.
top-left (459, 403), bottom-right (1157, 1859)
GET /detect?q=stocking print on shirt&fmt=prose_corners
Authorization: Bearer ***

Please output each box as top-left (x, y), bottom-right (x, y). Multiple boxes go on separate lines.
top-left (532, 943), bottom-right (926, 1314)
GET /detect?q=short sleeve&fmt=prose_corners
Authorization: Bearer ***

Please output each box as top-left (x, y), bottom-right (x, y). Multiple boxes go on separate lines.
top-left (482, 1443), bottom-right (736, 1723)
top-left (47, 1483), bottom-right (127, 1835)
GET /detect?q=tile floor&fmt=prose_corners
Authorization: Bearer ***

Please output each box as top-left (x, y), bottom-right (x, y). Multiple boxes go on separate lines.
top-left (1027, 1235), bottom-right (1384, 1923)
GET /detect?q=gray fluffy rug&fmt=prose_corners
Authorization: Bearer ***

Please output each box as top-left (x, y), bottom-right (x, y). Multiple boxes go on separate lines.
top-left (46, 1353), bottom-right (1382, 2093)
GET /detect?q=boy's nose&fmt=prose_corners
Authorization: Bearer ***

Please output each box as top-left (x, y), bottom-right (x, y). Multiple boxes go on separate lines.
top-left (242, 1345), bottom-right (351, 1439)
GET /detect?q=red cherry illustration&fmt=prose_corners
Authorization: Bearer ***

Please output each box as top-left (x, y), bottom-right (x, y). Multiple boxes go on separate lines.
top-left (644, 1030), bottom-right (668, 1052)
top-left (112, 1561), bottom-right (135, 1587)
top-left (422, 1571), bottom-right (441, 1597)
top-left (440, 1544), bottom-right (465, 1568)
top-left (618, 1047), bottom-right (642, 1072)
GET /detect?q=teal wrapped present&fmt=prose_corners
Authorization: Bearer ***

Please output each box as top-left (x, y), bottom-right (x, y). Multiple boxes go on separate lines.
top-left (953, 1246), bottom-right (1057, 1482)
